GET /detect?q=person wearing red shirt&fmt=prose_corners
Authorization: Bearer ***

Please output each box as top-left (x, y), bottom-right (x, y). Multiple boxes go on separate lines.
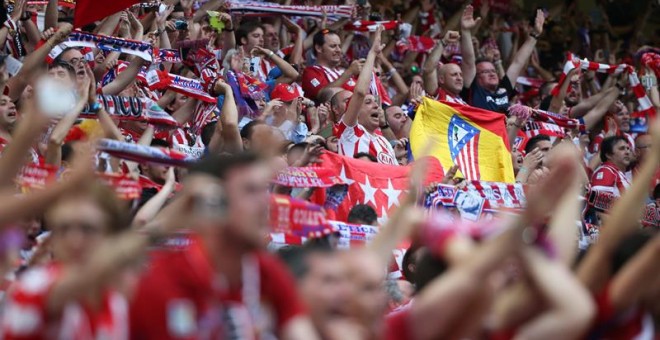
top-left (578, 122), bottom-right (660, 340)
top-left (589, 100), bottom-right (636, 155)
top-left (130, 153), bottom-right (318, 340)
top-left (334, 27), bottom-right (397, 165)
top-left (301, 29), bottom-right (361, 100)
top-left (0, 177), bottom-right (143, 340)
top-left (590, 136), bottom-right (632, 198)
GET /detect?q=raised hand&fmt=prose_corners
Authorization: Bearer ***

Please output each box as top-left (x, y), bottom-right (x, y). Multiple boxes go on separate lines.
top-left (522, 148), bottom-right (543, 170)
top-left (213, 78), bottom-right (232, 96)
top-left (532, 9), bottom-right (545, 36)
top-left (156, 5), bottom-right (174, 29)
top-left (441, 164), bottom-right (460, 184)
top-left (10, 0), bottom-right (27, 22)
top-left (461, 5), bottom-right (482, 31)
top-left (370, 25), bottom-right (385, 55)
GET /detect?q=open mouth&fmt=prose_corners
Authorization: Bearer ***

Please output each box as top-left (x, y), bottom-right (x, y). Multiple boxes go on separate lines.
top-left (76, 70), bottom-right (86, 77)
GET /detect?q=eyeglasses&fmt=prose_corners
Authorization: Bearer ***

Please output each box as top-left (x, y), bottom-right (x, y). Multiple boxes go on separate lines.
top-left (478, 69), bottom-right (497, 75)
top-left (66, 57), bottom-right (87, 66)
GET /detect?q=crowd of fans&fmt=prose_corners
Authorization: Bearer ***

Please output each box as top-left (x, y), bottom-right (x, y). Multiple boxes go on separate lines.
top-left (0, 0), bottom-right (658, 338)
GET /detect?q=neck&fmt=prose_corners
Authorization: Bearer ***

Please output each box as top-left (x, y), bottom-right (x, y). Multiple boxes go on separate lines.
top-left (204, 232), bottom-right (249, 285)
top-left (317, 58), bottom-right (334, 68)
top-left (607, 160), bottom-right (626, 171)
top-left (0, 127), bottom-right (11, 139)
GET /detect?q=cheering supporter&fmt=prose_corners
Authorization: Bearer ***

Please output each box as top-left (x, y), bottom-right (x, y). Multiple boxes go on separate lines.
top-left (0, 0), bottom-right (658, 339)
top-left (301, 29), bottom-right (359, 100)
top-left (130, 153), bottom-right (318, 339)
top-left (461, 8), bottom-right (545, 114)
top-left (335, 26), bottom-right (397, 165)
top-left (590, 136), bottom-right (633, 197)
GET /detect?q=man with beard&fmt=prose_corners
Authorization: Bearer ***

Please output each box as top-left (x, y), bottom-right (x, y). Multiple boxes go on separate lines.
top-left (130, 153), bottom-right (319, 339)
top-left (301, 29), bottom-right (363, 100)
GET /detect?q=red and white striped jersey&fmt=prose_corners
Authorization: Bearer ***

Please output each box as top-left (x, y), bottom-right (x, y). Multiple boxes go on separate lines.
top-left (434, 88), bottom-right (467, 105)
top-left (169, 128), bottom-right (205, 159)
top-left (1, 264), bottom-right (128, 340)
top-left (335, 120), bottom-right (397, 165)
top-left (590, 162), bottom-right (631, 197)
top-left (301, 65), bottom-right (357, 99)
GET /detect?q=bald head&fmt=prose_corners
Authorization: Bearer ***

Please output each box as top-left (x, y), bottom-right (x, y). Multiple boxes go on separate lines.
top-left (438, 63), bottom-right (463, 95)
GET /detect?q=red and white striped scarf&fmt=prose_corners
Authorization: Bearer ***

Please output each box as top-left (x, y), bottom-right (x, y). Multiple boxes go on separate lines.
top-left (227, 1), bottom-right (354, 19)
top-left (395, 36), bottom-right (435, 54)
top-left (344, 20), bottom-right (399, 32)
top-left (552, 53), bottom-right (654, 120)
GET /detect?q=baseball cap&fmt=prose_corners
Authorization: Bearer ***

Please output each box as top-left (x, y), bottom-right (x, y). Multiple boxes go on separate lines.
top-left (270, 83), bottom-right (302, 102)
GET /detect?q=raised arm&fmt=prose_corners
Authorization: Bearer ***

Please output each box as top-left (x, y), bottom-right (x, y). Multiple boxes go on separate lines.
top-left (341, 26), bottom-right (382, 127)
top-left (506, 10), bottom-right (544, 87)
top-left (513, 247), bottom-right (595, 340)
top-left (6, 24), bottom-right (73, 101)
top-left (100, 58), bottom-right (145, 96)
top-left (215, 79), bottom-right (242, 153)
top-left (132, 167), bottom-right (176, 227)
top-left (577, 113), bottom-right (660, 293)
top-left (0, 102), bottom-right (50, 188)
top-left (410, 144), bottom-right (578, 340)
top-left (251, 46), bottom-right (299, 83)
top-left (460, 5), bottom-right (480, 88)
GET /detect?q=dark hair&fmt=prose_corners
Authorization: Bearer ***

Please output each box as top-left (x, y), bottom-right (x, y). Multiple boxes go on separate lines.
top-left (524, 134), bottom-right (551, 154)
top-left (415, 251), bottom-right (448, 292)
top-left (47, 61), bottom-right (76, 79)
top-left (288, 142), bottom-right (309, 156)
top-left (201, 121), bottom-right (217, 146)
top-left (278, 242), bottom-right (335, 280)
top-left (312, 29), bottom-right (338, 56)
top-left (347, 204), bottom-right (378, 225)
top-left (475, 57), bottom-right (494, 67)
top-left (354, 152), bottom-right (377, 162)
top-left (611, 230), bottom-right (654, 275)
top-left (402, 243), bottom-right (421, 284)
top-left (654, 183), bottom-right (660, 200)
top-left (240, 120), bottom-right (265, 141)
top-left (150, 139), bottom-right (170, 148)
top-left (600, 136), bottom-right (627, 163)
top-left (53, 47), bottom-right (81, 64)
top-left (189, 152), bottom-right (260, 180)
top-left (236, 21), bottom-right (264, 46)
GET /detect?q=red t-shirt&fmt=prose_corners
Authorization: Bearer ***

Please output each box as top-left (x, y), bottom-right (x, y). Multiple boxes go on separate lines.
top-left (129, 234), bottom-right (306, 339)
top-left (301, 65), bottom-right (356, 100)
top-left (384, 309), bottom-right (414, 340)
top-left (586, 283), bottom-right (654, 339)
top-left (1, 264), bottom-right (128, 340)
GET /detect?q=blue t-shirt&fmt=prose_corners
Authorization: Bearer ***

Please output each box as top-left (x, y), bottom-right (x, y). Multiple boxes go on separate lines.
top-left (461, 75), bottom-right (515, 114)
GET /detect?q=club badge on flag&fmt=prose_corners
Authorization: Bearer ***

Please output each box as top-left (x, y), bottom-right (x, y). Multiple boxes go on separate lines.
top-left (411, 98), bottom-right (515, 183)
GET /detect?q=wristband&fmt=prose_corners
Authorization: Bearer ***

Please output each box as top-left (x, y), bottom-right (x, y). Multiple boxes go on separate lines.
top-left (89, 102), bottom-right (101, 113)
top-left (267, 51), bottom-right (275, 59)
top-left (529, 32), bottom-right (541, 39)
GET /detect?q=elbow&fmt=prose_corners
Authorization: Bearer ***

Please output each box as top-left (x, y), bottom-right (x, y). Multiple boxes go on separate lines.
top-left (353, 86), bottom-right (368, 97)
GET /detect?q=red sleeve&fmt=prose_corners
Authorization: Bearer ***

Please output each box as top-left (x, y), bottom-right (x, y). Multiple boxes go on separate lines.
top-left (301, 67), bottom-right (327, 100)
top-left (257, 253), bottom-right (307, 331)
top-left (589, 134), bottom-right (604, 154)
top-left (385, 310), bottom-right (414, 340)
top-left (590, 167), bottom-right (616, 189)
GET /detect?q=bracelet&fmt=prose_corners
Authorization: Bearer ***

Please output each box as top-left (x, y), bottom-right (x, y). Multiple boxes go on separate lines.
top-left (224, 27), bottom-right (234, 32)
top-left (89, 102), bottom-right (101, 113)
top-left (529, 32), bottom-right (541, 39)
top-left (267, 51), bottom-right (275, 59)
